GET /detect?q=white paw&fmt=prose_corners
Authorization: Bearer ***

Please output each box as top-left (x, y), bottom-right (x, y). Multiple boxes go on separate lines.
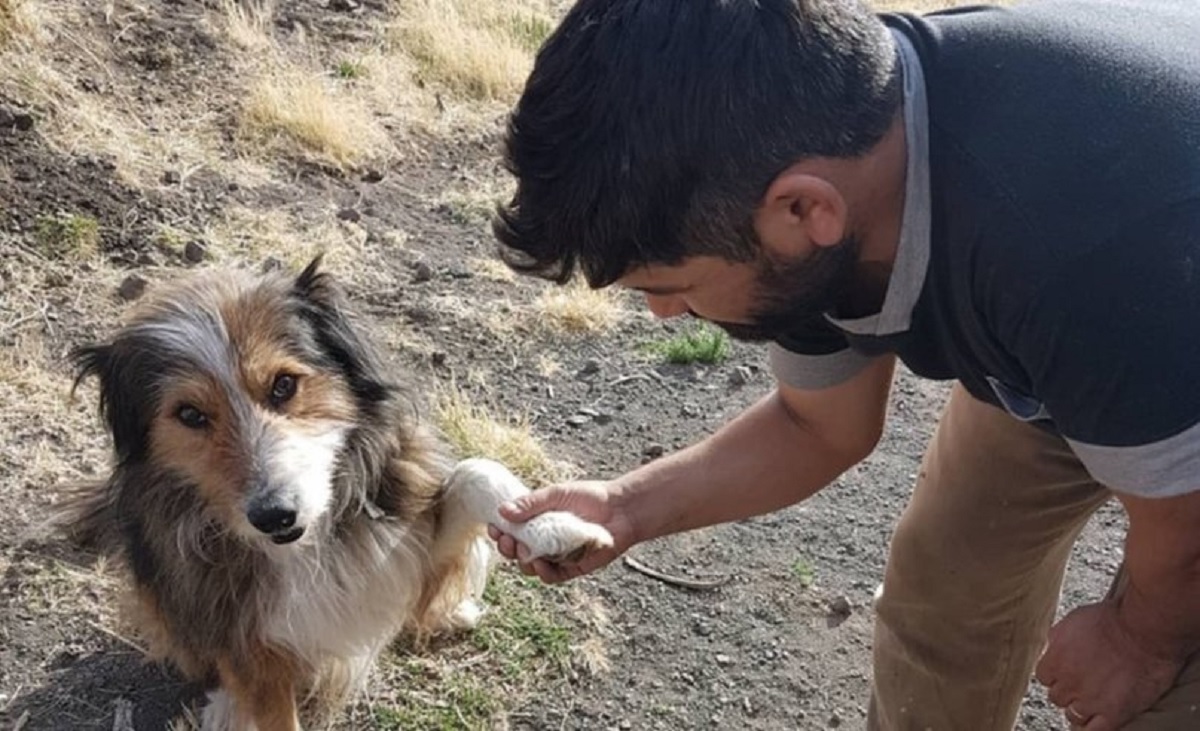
top-left (517, 511), bottom-right (614, 562)
top-left (449, 598), bottom-right (486, 629)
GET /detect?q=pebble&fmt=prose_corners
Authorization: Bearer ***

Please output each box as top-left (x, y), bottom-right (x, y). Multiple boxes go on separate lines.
top-left (729, 365), bottom-right (753, 386)
top-left (412, 261), bottom-right (434, 283)
top-left (566, 415), bottom-right (590, 427)
top-left (161, 170), bottom-right (181, 185)
top-left (0, 105), bottom-right (35, 132)
top-left (184, 240), bottom-right (206, 263)
top-left (715, 654), bottom-right (734, 666)
top-left (336, 208), bottom-right (361, 223)
top-left (118, 274), bottom-right (148, 301)
top-left (577, 359), bottom-right (602, 377)
top-left (643, 444), bottom-right (665, 459)
top-left (361, 168), bottom-right (384, 183)
top-left (328, 0), bottom-right (360, 10)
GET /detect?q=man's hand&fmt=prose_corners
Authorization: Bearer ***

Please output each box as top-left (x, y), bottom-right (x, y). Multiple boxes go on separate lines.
top-left (488, 480), bottom-right (637, 584)
top-left (1035, 600), bottom-right (1183, 729)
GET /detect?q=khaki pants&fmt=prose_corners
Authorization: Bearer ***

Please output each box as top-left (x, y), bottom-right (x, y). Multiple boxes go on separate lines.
top-left (868, 384), bottom-right (1200, 730)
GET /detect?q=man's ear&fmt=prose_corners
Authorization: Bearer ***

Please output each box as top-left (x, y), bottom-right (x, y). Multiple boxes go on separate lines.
top-left (755, 170), bottom-right (848, 256)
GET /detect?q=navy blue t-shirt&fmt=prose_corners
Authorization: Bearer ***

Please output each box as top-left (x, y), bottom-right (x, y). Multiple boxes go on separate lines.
top-left (769, 0), bottom-right (1200, 498)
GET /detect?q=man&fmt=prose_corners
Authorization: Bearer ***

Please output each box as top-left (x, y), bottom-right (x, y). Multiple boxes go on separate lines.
top-left (486, 0), bottom-right (1200, 728)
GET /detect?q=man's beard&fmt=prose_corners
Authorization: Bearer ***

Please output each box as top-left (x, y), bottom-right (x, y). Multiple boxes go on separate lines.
top-left (706, 235), bottom-right (862, 343)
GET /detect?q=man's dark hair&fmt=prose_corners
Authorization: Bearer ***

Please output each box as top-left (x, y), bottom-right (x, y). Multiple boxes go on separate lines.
top-left (493, 0), bottom-right (901, 287)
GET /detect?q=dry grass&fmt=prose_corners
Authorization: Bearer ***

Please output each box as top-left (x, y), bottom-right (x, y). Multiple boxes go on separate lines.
top-left (469, 257), bottom-right (517, 283)
top-left (533, 279), bottom-right (625, 334)
top-left (221, 0), bottom-right (275, 51)
top-left (203, 206), bottom-right (367, 275)
top-left (241, 67), bottom-right (393, 167)
top-left (0, 0), bottom-right (23, 47)
top-left (433, 381), bottom-right (572, 488)
top-left (393, 0), bottom-right (554, 102)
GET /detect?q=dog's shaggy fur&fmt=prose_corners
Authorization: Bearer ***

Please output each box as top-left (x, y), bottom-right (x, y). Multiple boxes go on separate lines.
top-left (57, 258), bottom-right (610, 730)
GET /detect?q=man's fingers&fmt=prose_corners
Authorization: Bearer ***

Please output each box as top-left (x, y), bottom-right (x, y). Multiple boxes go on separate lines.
top-left (487, 524), bottom-right (501, 541)
top-left (1046, 684), bottom-right (1073, 708)
top-left (498, 493), bottom-right (551, 522)
top-left (496, 534), bottom-right (519, 560)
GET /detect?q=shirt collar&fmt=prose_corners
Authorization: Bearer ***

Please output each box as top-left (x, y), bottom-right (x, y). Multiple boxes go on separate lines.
top-left (826, 29), bottom-right (932, 337)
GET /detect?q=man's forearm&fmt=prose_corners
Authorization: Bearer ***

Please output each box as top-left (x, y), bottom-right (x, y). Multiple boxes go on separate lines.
top-left (611, 389), bottom-right (871, 544)
top-left (1116, 547), bottom-right (1200, 663)
top-left (1112, 489), bottom-right (1200, 663)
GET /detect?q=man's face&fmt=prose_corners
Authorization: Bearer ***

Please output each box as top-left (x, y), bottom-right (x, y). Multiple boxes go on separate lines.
top-left (618, 234), bottom-right (860, 342)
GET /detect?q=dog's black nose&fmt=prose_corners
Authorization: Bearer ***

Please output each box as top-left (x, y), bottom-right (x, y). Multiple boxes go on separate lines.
top-left (247, 506), bottom-right (298, 536)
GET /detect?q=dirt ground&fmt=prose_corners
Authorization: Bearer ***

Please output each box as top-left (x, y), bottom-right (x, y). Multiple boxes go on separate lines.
top-left (0, 1), bottom-right (1128, 729)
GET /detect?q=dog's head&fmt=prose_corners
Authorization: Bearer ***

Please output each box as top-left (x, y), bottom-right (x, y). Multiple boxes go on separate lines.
top-left (72, 257), bottom-right (393, 546)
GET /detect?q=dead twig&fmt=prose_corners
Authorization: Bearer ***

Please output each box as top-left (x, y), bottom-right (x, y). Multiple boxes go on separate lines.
top-left (607, 373), bottom-right (649, 387)
top-left (622, 555), bottom-right (730, 591)
top-left (86, 620), bottom-right (148, 656)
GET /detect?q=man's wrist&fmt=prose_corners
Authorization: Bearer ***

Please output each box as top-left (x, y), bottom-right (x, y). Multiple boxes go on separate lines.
top-left (1113, 580), bottom-right (1200, 663)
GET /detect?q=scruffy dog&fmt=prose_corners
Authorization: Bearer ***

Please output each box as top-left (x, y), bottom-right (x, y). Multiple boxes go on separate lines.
top-left (58, 257), bottom-right (611, 731)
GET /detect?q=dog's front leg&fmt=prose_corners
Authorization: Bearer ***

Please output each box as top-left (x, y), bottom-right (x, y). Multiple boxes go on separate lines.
top-left (212, 651), bottom-right (302, 731)
top-left (443, 458), bottom-right (614, 563)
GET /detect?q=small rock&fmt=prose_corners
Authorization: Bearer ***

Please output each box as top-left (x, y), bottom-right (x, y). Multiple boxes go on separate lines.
top-left (594, 412), bottom-right (614, 426)
top-left (566, 415), bottom-right (591, 428)
top-left (161, 170), bottom-right (182, 185)
top-left (643, 444), bottom-right (665, 459)
top-left (184, 240), bottom-right (207, 263)
top-left (577, 359), bottom-right (601, 377)
top-left (715, 654), bottom-right (734, 667)
top-left (336, 208), bottom-right (361, 223)
top-left (829, 595), bottom-right (852, 616)
top-left (0, 105), bottom-right (35, 132)
top-left (577, 407), bottom-right (600, 418)
top-left (448, 264), bottom-right (473, 279)
top-left (227, 182), bottom-right (241, 192)
top-left (829, 711), bottom-right (842, 728)
top-left (328, 0), bottom-right (360, 10)
top-left (361, 168), bottom-right (385, 183)
top-left (729, 365), bottom-right (753, 386)
top-left (412, 261), bottom-right (434, 283)
top-left (261, 257), bottom-right (284, 273)
top-left (430, 351), bottom-right (447, 368)
top-left (135, 252), bottom-right (158, 267)
top-left (118, 275), bottom-right (148, 301)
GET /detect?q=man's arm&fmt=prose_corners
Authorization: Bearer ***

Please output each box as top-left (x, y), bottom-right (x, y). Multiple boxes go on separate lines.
top-left (1113, 489), bottom-right (1200, 661)
top-left (612, 353), bottom-right (896, 546)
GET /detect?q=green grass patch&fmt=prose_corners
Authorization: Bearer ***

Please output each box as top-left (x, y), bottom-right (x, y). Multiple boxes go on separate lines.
top-left (505, 12), bottom-right (553, 53)
top-left (34, 213), bottom-right (100, 258)
top-left (644, 323), bottom-right (731, 365)
top-left (372, 675), bottom-right (497, 730)
top-left (373, 567), bottom-right (579, 729)
top-left (791, 557), bottom-right (815, 588)
top-left (334, 59), bottom-right (365, 79)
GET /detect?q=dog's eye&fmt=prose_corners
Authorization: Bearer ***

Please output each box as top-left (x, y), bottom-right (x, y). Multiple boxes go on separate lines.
top-left (269, 374), bottom-right (299, 407)
top-left (176, 405), bottom-right (209, 429)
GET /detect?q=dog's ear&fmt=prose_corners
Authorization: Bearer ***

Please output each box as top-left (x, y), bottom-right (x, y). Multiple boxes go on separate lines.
top-left (70, 342), bottom-right (155, 463)
top-left (290, 255), bottom-right (393, 410)
top-left (293, 254), bottom-right (333, 304)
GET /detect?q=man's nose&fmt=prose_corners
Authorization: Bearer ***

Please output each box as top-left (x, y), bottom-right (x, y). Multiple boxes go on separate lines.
top-left (644, 294), bottom-right (689, 319)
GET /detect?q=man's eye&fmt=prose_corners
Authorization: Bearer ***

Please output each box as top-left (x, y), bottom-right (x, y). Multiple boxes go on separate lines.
top-left (269, 373), bottom-right (299, 407)
top-left (177, 404), bottom-right (208, 429)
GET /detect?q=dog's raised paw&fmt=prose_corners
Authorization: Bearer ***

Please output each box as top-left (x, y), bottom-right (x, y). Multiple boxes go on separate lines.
top-left (517, 510), bottom-right (614, 563)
